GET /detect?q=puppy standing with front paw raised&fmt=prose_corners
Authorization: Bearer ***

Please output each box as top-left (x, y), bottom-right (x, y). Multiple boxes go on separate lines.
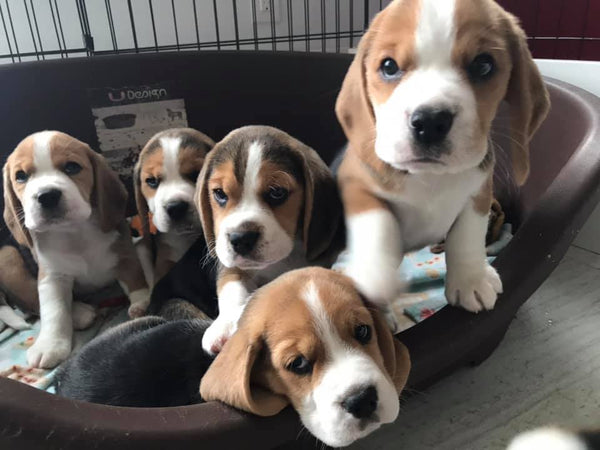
top-left (335, 0), bottom-right (550, 321)
top-left (196, 126), bottom-right (343, 354)
top-left (3, 131), bottom-right (150, 368)
top-left (134, 128), bottom-right (214, 284)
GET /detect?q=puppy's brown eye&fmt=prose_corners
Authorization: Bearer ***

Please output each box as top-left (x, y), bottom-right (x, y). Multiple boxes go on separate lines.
top-left (263, 186), bottom-right (289, 207)
top-left (15, 170), bottom-right (29, 183)
top-left (146, 177), bottom-right (160, 189)
top-left (63, 161), bottom-right (82, 176)
top-left (380, 58), bottom-right (402, 81)
top-left (185, 171), bottom-right (200, 183)
top-left (286, 355), bottom-right (313, 376)
top-left (354, 324), bottom-right (372, 345)
top-left (467, 53), bottom-right (496, 82)
top-left (213, 188), bottom-right (228, 207)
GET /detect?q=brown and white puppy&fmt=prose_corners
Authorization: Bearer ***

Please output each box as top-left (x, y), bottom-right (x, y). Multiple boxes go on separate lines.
top-left (196, 125), bottom-right (343, 354)
top-left (201, 267), bottom-right (410, 448)
top-left (134, 128), bottom-right (214, 284)
top-left (335, 0), bottom-right (550, 321)
top-left (3, 131), bottom-right (150, 368)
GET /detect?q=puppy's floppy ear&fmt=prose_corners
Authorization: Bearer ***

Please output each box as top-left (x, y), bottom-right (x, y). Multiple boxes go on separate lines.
top-left (133, 155), bottom-right (150, 237)
top-left (87, 148), bottom-right (128, 232)
top-left (298, 145), bottom-right (343, 261)
top-left (335, 20), bottom-right (377, 151)
top-left (2, 161), bottom-right (32, 247)
top-left (369, 306), bottom-right (411, 393)
top-left (200, 316), bottom-right (289, 416)
top-left (503, 12), bottom-right (550, 186)
top-left (194, 155), bottom-right (215, 254)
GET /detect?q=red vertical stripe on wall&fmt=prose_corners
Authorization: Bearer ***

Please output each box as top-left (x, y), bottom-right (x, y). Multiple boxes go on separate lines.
top-left (585, 0), bottom-right (600, 38)
top-left (492, 0), bottom-right (599, 61)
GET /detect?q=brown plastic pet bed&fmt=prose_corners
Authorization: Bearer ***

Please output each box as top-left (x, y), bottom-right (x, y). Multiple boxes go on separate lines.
top-left (1, 52), bottom-right (599, 450)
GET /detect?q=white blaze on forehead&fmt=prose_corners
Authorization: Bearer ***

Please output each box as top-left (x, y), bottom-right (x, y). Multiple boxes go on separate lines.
top-left (302, 280), bottom-right (346, 354)
top-left (33, 131), bottom-right (58, 173)
top-left (415, 0), bottom-right (457, 67)
top-left (242, 141), bottom-right (263, 202)
top-left (159, 136), bottom-right (182, 182)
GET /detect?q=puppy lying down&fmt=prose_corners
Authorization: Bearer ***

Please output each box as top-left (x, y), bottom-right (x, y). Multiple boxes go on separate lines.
top-left (56, 268), bottom-right (410, 447)
top-left (55, 316), bottom-right (213, 407)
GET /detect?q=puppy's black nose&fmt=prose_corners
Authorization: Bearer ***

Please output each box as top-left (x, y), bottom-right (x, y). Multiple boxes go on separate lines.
top-left (166, 201), bottom-right (189, 221)
top-left (410, 107), bottom-right (454, 146)
top-left (37, 189), bottom-right (62, 209)
top-left (229, 231), bottom-right (260, 256)
top-left (342, 385), bottom-right (378, 419)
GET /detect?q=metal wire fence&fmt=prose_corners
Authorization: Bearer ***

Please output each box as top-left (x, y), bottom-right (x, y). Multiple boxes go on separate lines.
top-left (0, 0), bottom-right (598, 64)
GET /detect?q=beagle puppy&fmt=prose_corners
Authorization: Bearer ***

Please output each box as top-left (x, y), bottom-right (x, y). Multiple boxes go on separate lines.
top-left (201, 267), bottom-right (411, 448)
top-left (2, 131), bottom-right (150, 368)
top-left (196, 125), bottom-right (343, 354)
top-left (55, 316), bottom-right (213, 407)
top-left (134, 128), bottom-right (214, 284)
top-left (335, 0), bottom-right (550, 320)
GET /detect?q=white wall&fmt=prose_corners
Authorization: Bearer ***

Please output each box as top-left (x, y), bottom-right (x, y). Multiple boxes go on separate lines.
top-left (0, 0), bottom-right (391, 62)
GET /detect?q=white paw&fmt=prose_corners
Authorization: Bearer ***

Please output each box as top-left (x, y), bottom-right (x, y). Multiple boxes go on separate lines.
top-left (127, 288), bottom-right (150, 319)
top-left (202, 315), bottom-right (239, 356)
top-left (446, 263), bottom-right (503, 312)
top-left (344, 259), bottom-right (402, 306)
top-left (72, 302), bottom-right (97, 330)
top-left (382, 306), bottom-right (400, 335)
top-left (27, 336), bottom-right (71, 368)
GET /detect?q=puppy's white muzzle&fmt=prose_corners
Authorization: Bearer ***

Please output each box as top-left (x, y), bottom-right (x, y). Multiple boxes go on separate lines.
top-left (23, 174), bottom-right (91, 231)
top-left (300, 352), bottom-right (399, 447)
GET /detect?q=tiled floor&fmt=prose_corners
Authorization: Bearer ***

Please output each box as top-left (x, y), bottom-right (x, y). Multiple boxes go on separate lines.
top-left (349, 246), bottom-right (600, 450)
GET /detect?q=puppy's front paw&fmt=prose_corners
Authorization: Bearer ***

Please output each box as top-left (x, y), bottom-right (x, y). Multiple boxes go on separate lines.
top-left (344, 259), bottom-right (402, 306)
top-left (27, 336), bottom-right (71, 368)
top-left (446, 263), bottom-right (502, 312)
top-left (202, 316), bottom-right (238, 356)
top-left (127, 288), bottom-right (150, 319)
top-left (72, 301), bottom-right (97, 330)
top-left (382, 306), bottom-right (400, 335)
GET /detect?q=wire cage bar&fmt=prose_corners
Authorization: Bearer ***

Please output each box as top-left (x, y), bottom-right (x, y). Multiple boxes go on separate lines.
top-left (0, 0), bottom-right (598, 64)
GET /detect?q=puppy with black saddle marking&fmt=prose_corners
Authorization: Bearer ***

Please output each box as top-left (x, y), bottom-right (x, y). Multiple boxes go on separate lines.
top-left (335, 0), bottom-right (550, 327)
top-left (56, 266), bottom-right (410, 446)
top-left (55, 316), bottom-right (213, 407)
top-left (196, 125), bottom-right (344, 355)
top-left (134, 128), bottom-right (214, 285)
top-left (2, 131), bottom-right (150, 368)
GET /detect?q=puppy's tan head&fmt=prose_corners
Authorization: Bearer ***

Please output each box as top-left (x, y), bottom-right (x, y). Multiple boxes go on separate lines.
top-left (134, 128), bottom-right (214, 235)
top-left (336, 0), bottom-right (550, 184)
top-left (195, 126), bottom-right (341, 270)
top-left (201, 267), bottom-right (410, 447)
top-left (3, 131), bottom-right (126, 246)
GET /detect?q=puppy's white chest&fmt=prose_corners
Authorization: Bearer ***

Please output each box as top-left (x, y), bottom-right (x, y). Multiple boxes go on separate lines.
top-left (382, 169), bottom-right (487, 251)
top-left (35, 221), bottom-right (120, 290)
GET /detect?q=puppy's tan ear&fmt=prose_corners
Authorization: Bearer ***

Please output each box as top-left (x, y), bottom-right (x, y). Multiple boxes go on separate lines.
top-left (88, 148), bottom-right (128, 232)
top-left (369, 307), bottom-right (411, 393)
top-left (2, 162), bottom-right (32, 247)
top-left (335, 25), bottom-right (376, 151)
top-left (503, 13), bottom-right (551, 185)
top-left (300, 146), bottom-right (344, 261)
top-left (194, 157), bottom-right (215, 254)
top-left (200, 321), bottom-right (289, 416)
top-left (133, 156), bottom-right (150, 237)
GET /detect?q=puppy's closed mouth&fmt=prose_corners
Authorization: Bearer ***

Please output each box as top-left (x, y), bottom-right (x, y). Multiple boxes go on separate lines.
top-left (233, 257), bottom-right (275, 270)
top-left (403, 157), bottom-right (445, 165)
